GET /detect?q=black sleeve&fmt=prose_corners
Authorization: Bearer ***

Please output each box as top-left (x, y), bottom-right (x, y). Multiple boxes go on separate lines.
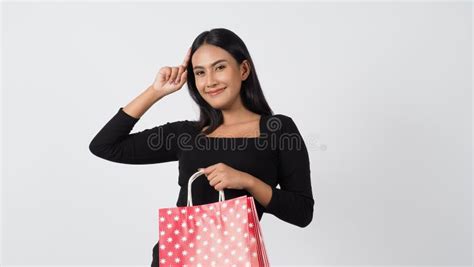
top-left (264, 115), bottom-right (315, 227)
top-left (89, 107), bottom-right (187, 164)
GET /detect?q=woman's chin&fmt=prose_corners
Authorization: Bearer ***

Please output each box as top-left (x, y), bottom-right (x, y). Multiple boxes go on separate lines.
top-left (209, 102), bottom-right (226, 110)
top-left (204, 92), bottom-right (237, 110)
top-left (208, 99), bottom-right (230, 110)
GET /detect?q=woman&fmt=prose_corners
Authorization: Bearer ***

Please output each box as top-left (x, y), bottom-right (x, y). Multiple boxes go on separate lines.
top-left (89, 28), bottom-right (314, 266)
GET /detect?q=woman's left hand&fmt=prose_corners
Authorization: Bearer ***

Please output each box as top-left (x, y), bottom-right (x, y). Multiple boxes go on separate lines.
top-left (199, 163), bottom-right (252, 191)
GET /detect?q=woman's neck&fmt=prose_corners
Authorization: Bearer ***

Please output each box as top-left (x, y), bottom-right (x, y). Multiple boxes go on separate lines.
top-left (220, 106), bottom-right (259, 126)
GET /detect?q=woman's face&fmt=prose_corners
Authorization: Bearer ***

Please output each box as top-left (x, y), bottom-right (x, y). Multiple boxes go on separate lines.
top-left (191, 44), bottom-right (250, 110)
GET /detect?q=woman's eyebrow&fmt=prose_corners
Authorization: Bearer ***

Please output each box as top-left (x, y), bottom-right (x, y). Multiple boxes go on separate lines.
top-left (193, 59), bottom-right (227, 70)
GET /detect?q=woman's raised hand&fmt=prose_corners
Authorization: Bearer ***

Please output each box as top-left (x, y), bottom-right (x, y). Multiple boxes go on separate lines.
top-left (151, 47), bottom-right (192, 96)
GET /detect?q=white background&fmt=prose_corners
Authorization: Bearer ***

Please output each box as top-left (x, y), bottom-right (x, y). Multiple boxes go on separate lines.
top-left (1, 1), bottom-right (472, 266)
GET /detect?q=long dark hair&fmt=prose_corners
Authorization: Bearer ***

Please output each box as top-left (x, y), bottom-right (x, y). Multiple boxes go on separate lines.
top-left (186, 28), bottom-right (273, 135)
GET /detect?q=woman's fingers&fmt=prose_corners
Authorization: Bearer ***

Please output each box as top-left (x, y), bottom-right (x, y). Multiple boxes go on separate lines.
top-left (209, 175), bottom-right (221, 187)
top-left (175, 65), bottom-right (184, 84)
top-left (169, 67), bottom-right (178, 83)
top-left (169, 47), bottom-right (191, 84)
top-left (182, 47), bottom-right (191, 68)
top-left (150, 48), bottom-right (191, 93)
top-left (158, 67), bottom-right (170, 83)
top-left (179, 69), bottom-right (187, 84)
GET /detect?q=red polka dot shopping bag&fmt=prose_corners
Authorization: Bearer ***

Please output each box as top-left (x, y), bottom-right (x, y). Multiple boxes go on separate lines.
top-left (157, 169), bottom-right (270, 266)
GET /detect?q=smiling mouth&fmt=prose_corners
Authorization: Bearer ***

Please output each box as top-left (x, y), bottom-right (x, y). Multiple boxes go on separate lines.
top-left (207, 87), bottom-right (226, 96)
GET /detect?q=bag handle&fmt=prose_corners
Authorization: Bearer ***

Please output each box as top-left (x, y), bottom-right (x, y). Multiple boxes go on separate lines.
top-left (187, 170), bottom-right (225, 207)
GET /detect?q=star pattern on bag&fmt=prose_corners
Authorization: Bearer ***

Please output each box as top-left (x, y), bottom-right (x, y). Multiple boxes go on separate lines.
top-left (158, 195), bottom-right (263, 266)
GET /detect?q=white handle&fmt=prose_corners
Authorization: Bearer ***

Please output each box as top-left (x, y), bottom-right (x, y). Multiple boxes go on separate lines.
top-left (187, 170), bottom-right (225, 207)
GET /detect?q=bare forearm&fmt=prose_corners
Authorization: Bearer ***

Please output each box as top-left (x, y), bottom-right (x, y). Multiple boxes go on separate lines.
top-left (123, 85), bottom-right (167, 119)
top-left (243, 173), bottom-right (273, 208)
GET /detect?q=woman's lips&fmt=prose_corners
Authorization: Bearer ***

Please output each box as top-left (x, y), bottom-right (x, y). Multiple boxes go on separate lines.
top-left (207, 87), bottom-right (226, 96)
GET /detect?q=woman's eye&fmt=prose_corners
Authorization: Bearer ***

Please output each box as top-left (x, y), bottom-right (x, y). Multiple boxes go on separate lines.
top-left (195, 66), bottom-right (224, 76)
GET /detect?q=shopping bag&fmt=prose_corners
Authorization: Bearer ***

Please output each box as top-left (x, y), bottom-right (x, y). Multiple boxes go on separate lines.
top-left (157, 169), bottom-right (270, 266)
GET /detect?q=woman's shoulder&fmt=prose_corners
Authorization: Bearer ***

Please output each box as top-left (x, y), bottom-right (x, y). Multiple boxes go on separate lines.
top-left (167, 119), bottom-right (201, 134)
top-left (266, 113), bottom-right (295, 121)
top-left (263, 113), bottom-right (300, 134)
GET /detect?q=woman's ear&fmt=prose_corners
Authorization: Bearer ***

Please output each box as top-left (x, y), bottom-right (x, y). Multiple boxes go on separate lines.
top-left (240, 60), bottom-right (251, 81)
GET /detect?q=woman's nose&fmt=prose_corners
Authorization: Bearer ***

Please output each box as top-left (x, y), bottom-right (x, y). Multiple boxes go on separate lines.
top-left (206, 72), bottom-right (217, 87)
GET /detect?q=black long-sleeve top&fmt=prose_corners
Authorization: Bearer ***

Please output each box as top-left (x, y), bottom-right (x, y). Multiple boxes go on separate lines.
top-left (89, 107), bottom-right (314, 228)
